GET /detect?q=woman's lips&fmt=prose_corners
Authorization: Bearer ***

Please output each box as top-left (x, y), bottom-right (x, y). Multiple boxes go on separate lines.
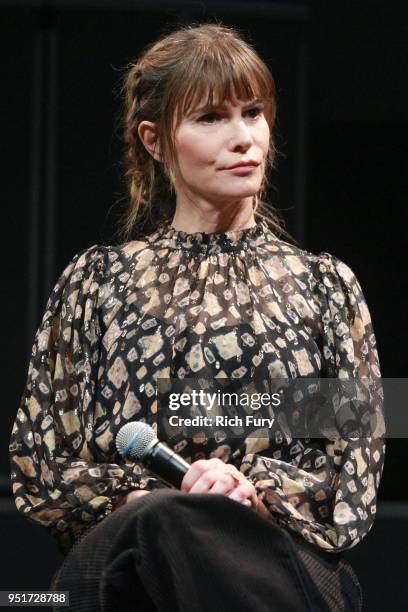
top-left (224, 165), bottom-right (259, 174)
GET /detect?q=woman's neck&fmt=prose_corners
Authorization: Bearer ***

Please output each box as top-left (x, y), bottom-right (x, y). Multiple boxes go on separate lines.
top-left (170, 196), bottom-right (256, 233)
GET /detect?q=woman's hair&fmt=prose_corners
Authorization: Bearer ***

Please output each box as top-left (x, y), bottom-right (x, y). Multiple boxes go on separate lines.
top-left (116, 22), bottom-right (294, 243)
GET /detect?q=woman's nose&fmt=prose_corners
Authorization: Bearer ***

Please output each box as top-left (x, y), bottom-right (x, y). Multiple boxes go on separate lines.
top-left (229, 116), bottom-right (253, 140)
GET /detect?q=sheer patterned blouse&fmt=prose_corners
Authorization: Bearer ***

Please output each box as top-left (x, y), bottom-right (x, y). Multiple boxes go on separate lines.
top-left (9, 219), bottom-right (385, 555)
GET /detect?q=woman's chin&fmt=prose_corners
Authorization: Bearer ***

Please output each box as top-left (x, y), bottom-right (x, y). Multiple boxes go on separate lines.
top-left (223, 179), bottom-right (261, 195)
top-left (210, 185), bottom-right (260, 200)
top-left (221, 191), bottom-right (258, 202)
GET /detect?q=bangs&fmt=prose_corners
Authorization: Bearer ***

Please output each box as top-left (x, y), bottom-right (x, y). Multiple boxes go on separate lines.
top-left (169, 41), bottom-right (275, 128)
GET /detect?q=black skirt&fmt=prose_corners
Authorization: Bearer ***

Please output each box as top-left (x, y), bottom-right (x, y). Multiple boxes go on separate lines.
top-left (51, 489), bottom-right (362, 612)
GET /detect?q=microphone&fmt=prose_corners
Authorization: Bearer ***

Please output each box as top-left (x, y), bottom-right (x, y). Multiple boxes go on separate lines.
top-left (116, 422), bottom-right (190, 488)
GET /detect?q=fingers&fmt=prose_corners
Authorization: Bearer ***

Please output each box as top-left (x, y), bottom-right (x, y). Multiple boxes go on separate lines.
top-left (188, 467), bottom-right (232, 494)
top-left (209, 474), bottom-right (236, 496)
top-left (124, 490), bottom-right (151, 504)
top-left (227, 482), bottom-right (256, 506)
top-left (179, 459), bottom-right (258, 509)
top-left (180, 458), bottom-right (225, 492)
top-left (224, 468), bottom-right (257, 505)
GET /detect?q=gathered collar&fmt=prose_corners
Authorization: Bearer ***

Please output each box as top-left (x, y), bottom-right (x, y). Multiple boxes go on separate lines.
top-left (146, 219), bottom-right (275, 254)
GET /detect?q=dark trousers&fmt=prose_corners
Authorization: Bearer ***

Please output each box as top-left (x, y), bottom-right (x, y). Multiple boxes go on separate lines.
top-left (51, 488), bottom-right (362, 612)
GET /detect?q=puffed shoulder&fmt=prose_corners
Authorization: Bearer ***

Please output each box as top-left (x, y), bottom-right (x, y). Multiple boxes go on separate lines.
top-left (44, 243), bottom-right (147, 348)
top-left (308, 250), bottom-right (381, 380)
top-left (313, 250), bottom-right (372, 330)
top-left (43, 243), bottom-right (134, 316)
top-left (47, 242), bottom-right (137, 292)
top-left (45, 245), bottom-right (106, 305)
top-left (314, 251), bottom-right (364, 295)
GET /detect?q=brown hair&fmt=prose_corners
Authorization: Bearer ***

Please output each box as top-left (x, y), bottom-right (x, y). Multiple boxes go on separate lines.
top-left (116, 22), bottom-right (295, 243)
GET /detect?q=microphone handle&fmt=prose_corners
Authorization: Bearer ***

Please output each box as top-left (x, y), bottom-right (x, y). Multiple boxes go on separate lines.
top-left (144, 442), bottom-right (190, 489)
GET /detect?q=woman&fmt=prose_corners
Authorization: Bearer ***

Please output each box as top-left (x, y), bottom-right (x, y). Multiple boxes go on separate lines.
top-left (9, 23), bottom-right (385, 611)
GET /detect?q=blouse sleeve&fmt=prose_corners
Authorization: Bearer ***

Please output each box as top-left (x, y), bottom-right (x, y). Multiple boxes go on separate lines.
top-left (9, 245), bottom-right (165, 554)
top-left (239, 252), bottom-right (386, 552)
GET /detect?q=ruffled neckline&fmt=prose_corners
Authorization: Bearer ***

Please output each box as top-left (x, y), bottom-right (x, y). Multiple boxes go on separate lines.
top-left (147, 219), bottom-right (274, 254)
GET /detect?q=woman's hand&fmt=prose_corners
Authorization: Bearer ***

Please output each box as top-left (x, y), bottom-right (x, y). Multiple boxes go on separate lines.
top-left (181, 458), bottom-right (258, 509)
top-left (112, 489), bottom-right (151, 511)
top-left (124, 490), bottom-right (151, 503)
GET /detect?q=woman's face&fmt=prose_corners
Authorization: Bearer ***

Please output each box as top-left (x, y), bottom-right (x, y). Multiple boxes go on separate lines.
top-left (171, 94), bottom-right (270, 205)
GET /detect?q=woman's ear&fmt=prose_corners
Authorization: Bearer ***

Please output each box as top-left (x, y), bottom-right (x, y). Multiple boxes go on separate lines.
top-left (137, 121), bottom-right (162, 162)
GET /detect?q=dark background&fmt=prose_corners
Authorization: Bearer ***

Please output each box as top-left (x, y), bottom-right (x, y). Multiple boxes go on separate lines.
top-left (1, 1), bottom-right (407, 610)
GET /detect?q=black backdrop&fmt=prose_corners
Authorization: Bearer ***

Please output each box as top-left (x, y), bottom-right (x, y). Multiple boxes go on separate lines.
top-left (2, 2), bottom-right (407, 609)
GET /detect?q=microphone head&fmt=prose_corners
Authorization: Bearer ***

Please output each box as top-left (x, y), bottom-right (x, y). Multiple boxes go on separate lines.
top-left (116, 422), bottom-right (157, 460)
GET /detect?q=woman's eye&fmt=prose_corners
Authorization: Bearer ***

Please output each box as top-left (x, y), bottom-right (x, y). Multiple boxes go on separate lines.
top-left (198, 112), bottom-right (219, 124)
top-left (197, 106), bottom-right (263, 124)
top-left (246, 106), bottom-right (263, 118)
